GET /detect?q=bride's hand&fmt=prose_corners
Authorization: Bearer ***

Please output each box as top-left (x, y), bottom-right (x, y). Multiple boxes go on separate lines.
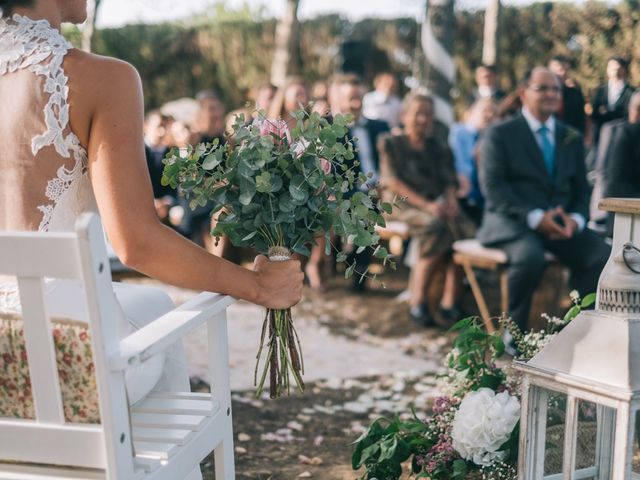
top-left (252, 255), bottom-right (304, 309)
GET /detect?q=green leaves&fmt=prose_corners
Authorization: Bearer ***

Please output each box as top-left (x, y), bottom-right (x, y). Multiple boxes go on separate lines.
top-left (254, 171), bottom-right (283, 194)
top-left (202, 149), bottom-right (223, 170)
top-left (162, 109), bottom-right (394, 277)
top-left (447, 317), bottom-right (507, 395)
top-left (451, 459), bottom-right (468, 479)
top-left (351, 416), bottom-right (426, 480)
top-left (239, 191), bottom-right (254, 206)
top-left (581, 292), bottom-right (596, 308)
top-left (563, 291), bottom-right (596, 322)
top-left (288, 175), bottom-right (309, 204)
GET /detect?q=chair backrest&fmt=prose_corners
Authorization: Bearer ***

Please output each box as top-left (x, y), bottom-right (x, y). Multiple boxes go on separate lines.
top-left (0, 214), bottom-right (137, 478)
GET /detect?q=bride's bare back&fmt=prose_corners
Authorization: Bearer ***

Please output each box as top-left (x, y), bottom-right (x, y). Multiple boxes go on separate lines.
top-left (0, 16), bottom-right (96, 231)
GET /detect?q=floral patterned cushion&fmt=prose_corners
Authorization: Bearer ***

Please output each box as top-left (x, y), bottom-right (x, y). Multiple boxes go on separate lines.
top-left (0, 314), bottom-right (100, 424)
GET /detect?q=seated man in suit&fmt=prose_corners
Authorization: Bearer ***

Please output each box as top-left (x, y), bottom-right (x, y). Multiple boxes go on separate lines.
top-left (478, 67), bottom-right (610, 340)
top-left (602, 92), bottom-right (640, 234)
top-left (590, 91), bottom-right (640, 227)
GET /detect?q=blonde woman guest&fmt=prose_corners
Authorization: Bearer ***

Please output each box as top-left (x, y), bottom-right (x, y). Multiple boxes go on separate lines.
top-left (380, 94), bottom-right (474, 328)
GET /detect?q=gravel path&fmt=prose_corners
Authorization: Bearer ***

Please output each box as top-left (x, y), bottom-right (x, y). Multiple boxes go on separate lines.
top-left (122, 278), bottom-right (444, 391)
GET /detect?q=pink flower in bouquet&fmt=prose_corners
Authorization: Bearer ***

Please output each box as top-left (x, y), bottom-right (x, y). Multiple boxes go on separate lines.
top-left (320, 158), bottom-right (332, 174)
top-left (258, 118), bottom-right (292, 146)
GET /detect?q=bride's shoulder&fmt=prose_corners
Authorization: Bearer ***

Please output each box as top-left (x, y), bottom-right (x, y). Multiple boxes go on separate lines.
top-left (64, 51), bottom-right (143, 144)
top-left (65, 50), bottom-right (142, 89)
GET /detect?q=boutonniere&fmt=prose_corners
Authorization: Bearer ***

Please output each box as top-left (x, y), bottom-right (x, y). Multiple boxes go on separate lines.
top-left (562, 127), bottom-right (580, 148)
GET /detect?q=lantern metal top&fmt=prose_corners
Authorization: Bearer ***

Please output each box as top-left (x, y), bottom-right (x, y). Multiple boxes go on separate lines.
top-left (514, 197), bottom-right (640, 398)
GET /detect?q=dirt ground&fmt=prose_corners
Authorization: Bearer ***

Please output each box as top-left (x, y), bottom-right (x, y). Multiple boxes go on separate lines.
top-left (188, 259), bottom-right (571, 480)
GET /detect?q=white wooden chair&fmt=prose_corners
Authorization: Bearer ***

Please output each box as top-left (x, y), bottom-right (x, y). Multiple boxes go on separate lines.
top-left (0, 214), bottom-right (235, 479)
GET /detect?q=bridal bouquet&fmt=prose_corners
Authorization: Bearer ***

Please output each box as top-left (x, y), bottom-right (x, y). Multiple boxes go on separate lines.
top-left (162, 110), bottom-right (394, 398)
top-left (352, 292), bottom-right (594, 479)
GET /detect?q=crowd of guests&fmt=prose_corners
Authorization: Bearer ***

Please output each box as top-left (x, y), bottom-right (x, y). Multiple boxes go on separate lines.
top-left (142, 56), bottom-right (639, 342)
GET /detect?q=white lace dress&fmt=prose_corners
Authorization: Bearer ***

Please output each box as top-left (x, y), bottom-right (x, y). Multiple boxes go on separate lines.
top-left (0, 14), bottom-right (187, 407)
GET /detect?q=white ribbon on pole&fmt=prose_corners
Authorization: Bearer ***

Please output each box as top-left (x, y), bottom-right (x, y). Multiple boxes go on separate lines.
top-left (421, 16), bottom-right (456, 84)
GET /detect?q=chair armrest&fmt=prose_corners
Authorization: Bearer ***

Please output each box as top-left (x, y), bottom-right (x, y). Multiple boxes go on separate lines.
top-left (111, 292), bottom-right (236, 371)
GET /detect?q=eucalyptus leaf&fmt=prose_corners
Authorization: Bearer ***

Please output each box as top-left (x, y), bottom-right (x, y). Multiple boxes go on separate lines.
top-left (269, 174), bottom-right (283, 192)
top-left (255, 171), bottom-right (272, 193)
top-left (239, 191), bottom-right (254, 205)
top-left (202, 152), bottom-right (221, 170)
top-left (241, 231), bottom-right (258, 241)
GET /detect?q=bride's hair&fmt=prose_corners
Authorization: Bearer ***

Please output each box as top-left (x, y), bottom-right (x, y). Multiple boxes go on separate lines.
top-left (1, 0), bottom-right (34, 17)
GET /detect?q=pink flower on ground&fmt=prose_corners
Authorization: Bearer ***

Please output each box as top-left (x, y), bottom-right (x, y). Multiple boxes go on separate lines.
top-left (433, 396), bottom-right (453, 414)
top-left (258, 118), bottom-right (292, 146)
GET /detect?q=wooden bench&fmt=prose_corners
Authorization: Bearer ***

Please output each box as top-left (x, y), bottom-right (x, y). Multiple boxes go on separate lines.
top-left (453, 239), bottom-right (558, 333)
top-left (452, 239), bottom-right (508, 332)
top-left (0, 213), bottom-right (236, 479)
top-left (376, 221), bottom-right (410, 257)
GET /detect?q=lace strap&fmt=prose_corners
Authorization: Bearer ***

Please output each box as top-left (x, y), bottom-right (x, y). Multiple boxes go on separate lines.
top-left (0, 14), bottom-right (73, 157)
top-left (0, 14), bottom-right (92, 232)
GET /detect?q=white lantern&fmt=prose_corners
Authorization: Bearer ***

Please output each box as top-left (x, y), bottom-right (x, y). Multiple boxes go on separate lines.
top-left (515, 198), bottom-right (640, 479)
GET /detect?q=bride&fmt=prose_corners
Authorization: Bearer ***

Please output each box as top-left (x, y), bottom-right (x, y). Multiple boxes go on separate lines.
top-left (0, 0), bottom-right (303, 475)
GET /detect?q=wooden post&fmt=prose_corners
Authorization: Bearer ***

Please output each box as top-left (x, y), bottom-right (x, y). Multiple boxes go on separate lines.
top-left (270, 0), bottom-right (302, 88)
top-left (82, 0), bottom-right (102, 53)
top-left (417, 0), bottom-right (456, 125)
top-left (482, 0), bottom-right (500, 67)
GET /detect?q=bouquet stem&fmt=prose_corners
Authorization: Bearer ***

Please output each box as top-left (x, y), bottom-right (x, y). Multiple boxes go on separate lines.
top-left (254, 247), bottom-right (305, 398)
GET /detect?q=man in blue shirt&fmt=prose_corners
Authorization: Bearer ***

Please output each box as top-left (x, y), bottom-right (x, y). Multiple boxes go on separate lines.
top-left (449, 98), bottom-right (497, 225)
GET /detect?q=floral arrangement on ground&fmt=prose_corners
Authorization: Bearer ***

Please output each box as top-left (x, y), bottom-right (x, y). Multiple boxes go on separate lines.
top-left (352, 291), bottom-right (596, 479)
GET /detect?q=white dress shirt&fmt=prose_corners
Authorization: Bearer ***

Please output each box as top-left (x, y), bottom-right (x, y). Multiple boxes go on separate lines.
top-left (607, 80), bottom-right (625, 109)
top-left (362, 90), bottom-right (402, 129)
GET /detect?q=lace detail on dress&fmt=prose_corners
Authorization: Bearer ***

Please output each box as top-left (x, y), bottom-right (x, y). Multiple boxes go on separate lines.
top-left (38, 133), bottom-right (89, 231)
top-left (0, 14), bottom-right (89, 231)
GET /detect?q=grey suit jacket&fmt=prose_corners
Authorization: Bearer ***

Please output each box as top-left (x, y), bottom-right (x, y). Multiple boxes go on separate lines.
top-left (589, 119), bottom-right (626, 221)
top-left (478, 113), bottom-right (589, 245)
top-left (603, 122), bottom-right (640, 199)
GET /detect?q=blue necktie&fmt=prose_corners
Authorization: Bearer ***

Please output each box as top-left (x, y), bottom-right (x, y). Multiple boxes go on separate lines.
top-left (538, 125), bottom-right (555, 178)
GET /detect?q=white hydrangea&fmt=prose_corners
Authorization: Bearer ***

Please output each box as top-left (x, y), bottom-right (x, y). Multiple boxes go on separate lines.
top-left (451, 388), bottom-right (520, 466)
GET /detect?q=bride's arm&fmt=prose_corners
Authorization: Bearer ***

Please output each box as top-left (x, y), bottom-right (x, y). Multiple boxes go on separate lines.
top-left (82, 57), bottom-right (303, 310)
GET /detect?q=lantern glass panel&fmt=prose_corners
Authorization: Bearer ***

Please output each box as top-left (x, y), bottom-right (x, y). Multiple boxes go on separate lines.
top-left (574, 400), bottom-right (615, 480)
top-left (575, 400), bottom-right (597, 474)
top-left (633, 410), bottom-right (640, 473)
top-left (542, 390), bottom-right (566, 476)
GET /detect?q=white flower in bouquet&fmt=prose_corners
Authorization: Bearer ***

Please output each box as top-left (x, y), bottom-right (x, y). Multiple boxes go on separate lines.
top-left (451, 388), bottom-right (520, 466)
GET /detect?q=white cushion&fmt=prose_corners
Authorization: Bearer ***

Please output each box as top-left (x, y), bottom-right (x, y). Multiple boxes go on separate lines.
top-left (453, 239), bottom-right (508, 264)
top-left (453, 239), bottom-right (557, 265)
